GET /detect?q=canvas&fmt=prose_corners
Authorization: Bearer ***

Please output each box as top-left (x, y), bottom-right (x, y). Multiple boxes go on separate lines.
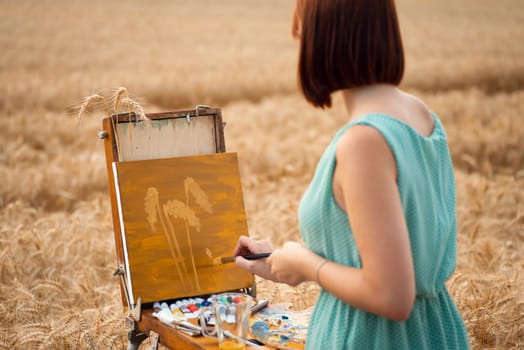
top-left (112, 152), bottom-right (253, 304)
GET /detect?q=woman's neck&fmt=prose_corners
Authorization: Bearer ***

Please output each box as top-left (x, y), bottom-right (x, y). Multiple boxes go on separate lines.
top-left (342, 84), bottom-right (400, 119)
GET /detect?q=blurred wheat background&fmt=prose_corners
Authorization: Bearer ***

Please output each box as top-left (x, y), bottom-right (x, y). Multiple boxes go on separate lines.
top-left (1, 0), bottom-right (523, 349)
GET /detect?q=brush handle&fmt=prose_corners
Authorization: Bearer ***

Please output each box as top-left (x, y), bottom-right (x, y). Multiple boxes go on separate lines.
top-left (220, 252), bottom-right (271, 264)
top-left (242, 252), bottom-right (271, 260)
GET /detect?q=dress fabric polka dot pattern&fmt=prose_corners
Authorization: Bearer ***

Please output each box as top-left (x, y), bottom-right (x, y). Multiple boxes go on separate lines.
top-left (299, 113), bottom-right (469, 349)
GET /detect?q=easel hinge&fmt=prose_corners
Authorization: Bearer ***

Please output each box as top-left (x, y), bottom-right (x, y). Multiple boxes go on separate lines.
top-left (113, 265), bottom-right (124, 276)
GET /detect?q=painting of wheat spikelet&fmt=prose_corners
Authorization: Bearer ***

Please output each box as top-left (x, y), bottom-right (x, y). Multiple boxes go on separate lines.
top-left (145, 188), bottom-right (189, 290)
top-left (144, 179), bottom-right (213, 292)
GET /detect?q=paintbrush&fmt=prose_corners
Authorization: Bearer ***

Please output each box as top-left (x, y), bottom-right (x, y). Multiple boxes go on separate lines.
top-left (213, 252), bottom-right (271, 265)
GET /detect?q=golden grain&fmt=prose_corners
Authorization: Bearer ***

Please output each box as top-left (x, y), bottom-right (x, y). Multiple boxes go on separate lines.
top-left (15, 331), bottom-right (46, 347)
top-left (112, 87), bottom-right (128, 116)
top-left (30, 280), bottom-right (67, 296)
top-left (77, 94), bottom-right (104, 119)
top-left (78, 318), bottom-right (95, 350)
top-left (19, 324), bottom-right (52, 333)
top-left (120, 97), bottom-right (147, 121)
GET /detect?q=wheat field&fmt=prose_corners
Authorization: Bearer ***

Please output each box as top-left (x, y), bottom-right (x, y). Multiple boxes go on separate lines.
top-left (1, 0), bottom-right (523, 349)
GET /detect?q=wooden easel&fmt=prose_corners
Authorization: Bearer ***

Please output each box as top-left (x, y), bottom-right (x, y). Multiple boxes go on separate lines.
top-left (99, 106), bottom-right (270, 349)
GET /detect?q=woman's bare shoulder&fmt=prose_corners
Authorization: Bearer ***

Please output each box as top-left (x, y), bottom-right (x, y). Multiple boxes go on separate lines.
top-left (335, 124), bottom-right (395, 172)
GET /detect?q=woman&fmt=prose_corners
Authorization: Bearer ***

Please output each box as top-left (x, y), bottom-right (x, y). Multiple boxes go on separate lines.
top-left (234, 0), bottom-right (469, 348)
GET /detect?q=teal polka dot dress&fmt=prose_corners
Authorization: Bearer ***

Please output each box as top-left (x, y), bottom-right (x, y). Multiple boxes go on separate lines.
top-left (299, 113), bottom-right (469, 349)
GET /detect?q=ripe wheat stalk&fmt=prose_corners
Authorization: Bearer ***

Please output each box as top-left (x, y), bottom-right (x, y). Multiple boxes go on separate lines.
top-left (76, 87), bottom-right (148, 162)
top-left (77, 94), bottom-right (104, 119)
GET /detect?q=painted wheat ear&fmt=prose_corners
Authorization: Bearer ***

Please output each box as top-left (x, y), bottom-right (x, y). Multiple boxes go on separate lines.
top-left (144, 187), bottom-right (159, 231)
top-left (184, 177), bottom-right (213, 213)
top-left (164, 200), bottom-right (200, 231)
top-left (206, 248), bottom-right (213, 260)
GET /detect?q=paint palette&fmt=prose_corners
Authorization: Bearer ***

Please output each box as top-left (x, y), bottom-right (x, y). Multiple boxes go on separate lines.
top-left (249, 304), bottom-right (311, 349)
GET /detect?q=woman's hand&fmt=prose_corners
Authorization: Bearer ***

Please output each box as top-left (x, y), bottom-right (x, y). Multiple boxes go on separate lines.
top-left (234, 235), bottom-right (276, 281)
top-left (234, 237), bottom-right (323, 286)
top-left (268, 241), bottom-right (320, 286)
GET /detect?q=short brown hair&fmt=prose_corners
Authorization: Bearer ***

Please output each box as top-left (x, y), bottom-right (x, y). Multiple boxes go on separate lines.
top-left (296, 0), bottom-right (404, 108)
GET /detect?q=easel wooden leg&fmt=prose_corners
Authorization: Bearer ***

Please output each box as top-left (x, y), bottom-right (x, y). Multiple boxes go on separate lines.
top-left (127, 328), bottom-right (148, 350)
top-left (126, 315), bottom-right (148, 350)
top-left (148, 330), bottom-right (159, 350)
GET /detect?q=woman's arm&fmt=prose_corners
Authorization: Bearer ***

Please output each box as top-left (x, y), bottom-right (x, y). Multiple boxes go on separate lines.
top-left (269, 125), bottom-right (416, 321)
